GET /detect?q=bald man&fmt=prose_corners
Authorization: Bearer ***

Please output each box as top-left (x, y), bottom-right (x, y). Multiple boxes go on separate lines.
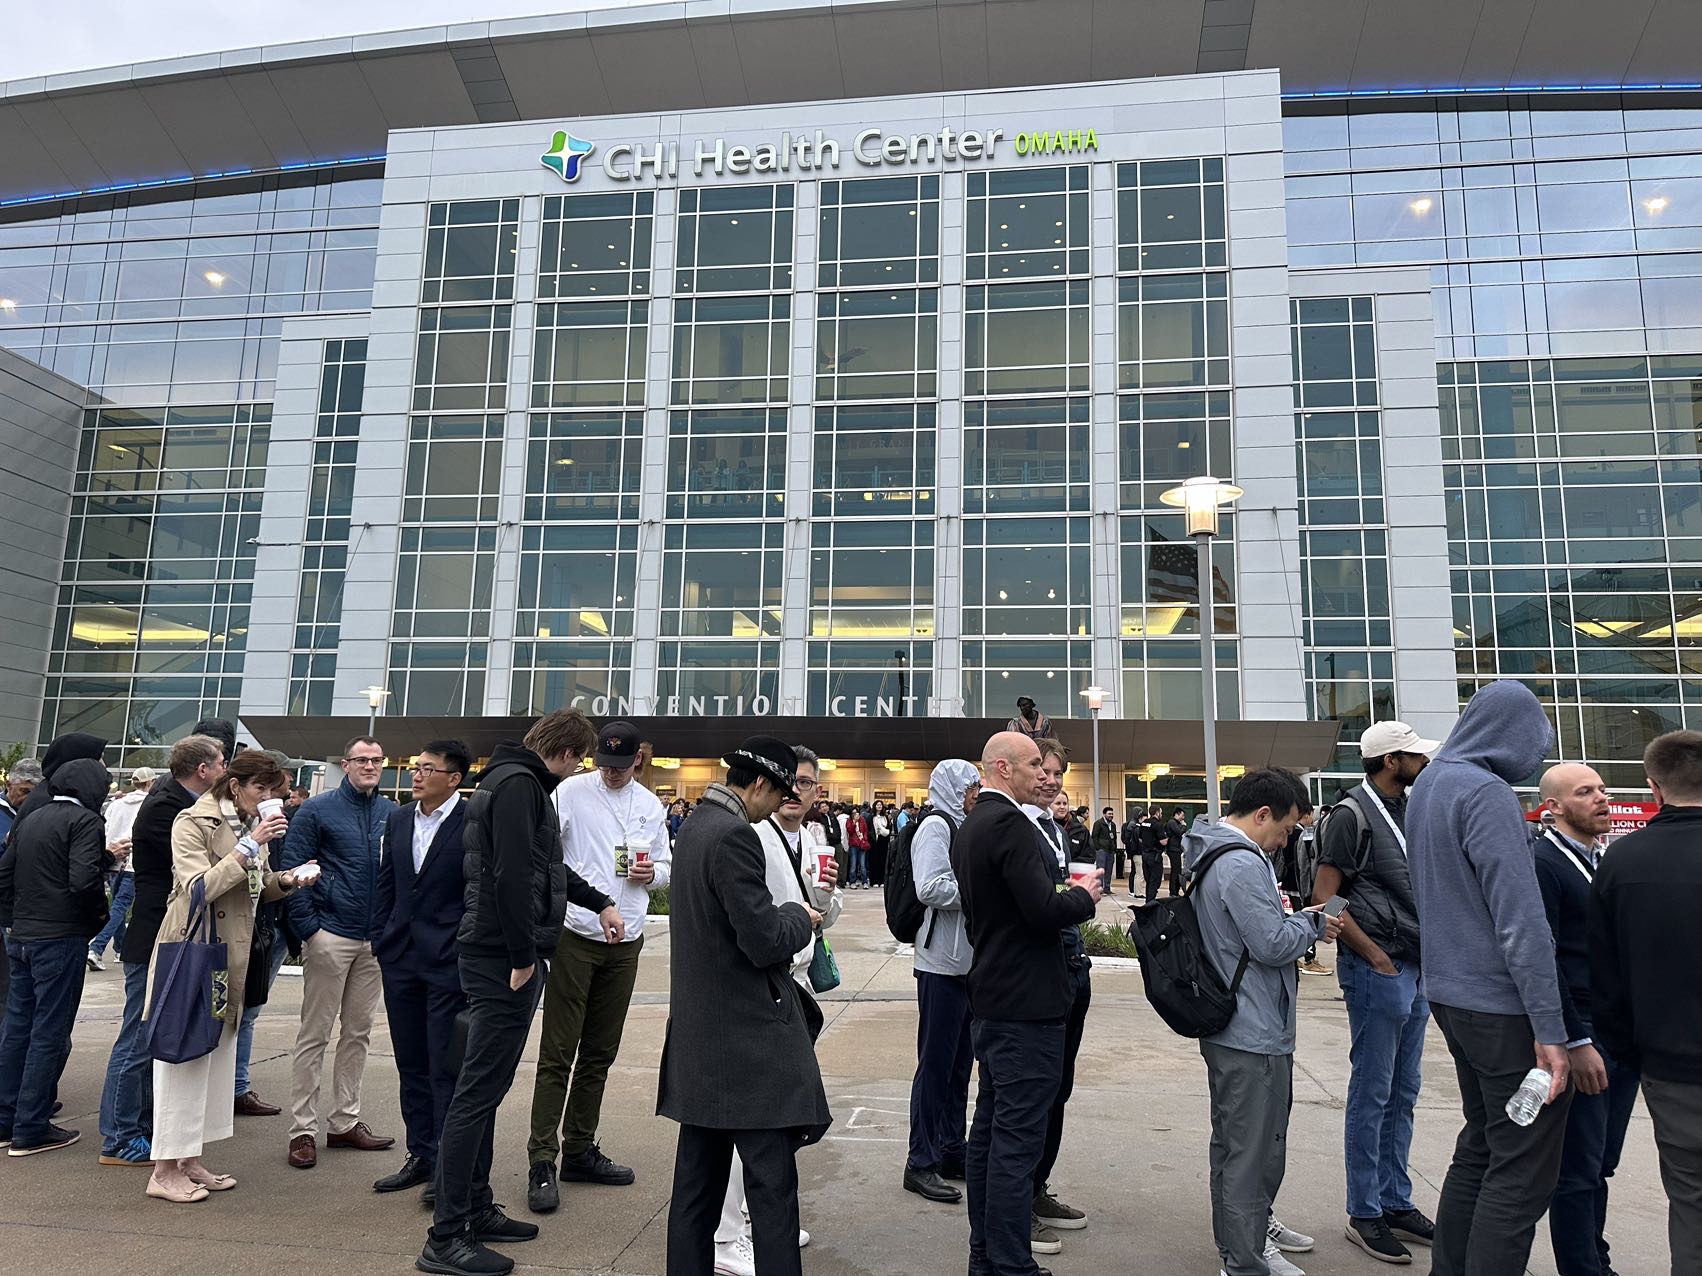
top-left (1535, 764), bottom-right (1633, 1276)
top-left (951, 732), bottom-right (1101, 1276)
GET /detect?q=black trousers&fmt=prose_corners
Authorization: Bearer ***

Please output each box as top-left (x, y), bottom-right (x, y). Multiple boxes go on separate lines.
top-left (1140, 852), bottom-right (1164, 902)
top-left (1549, 1048), bottom-right (1639, 1276)
top-left (908, 970), bottom-right (975, 1172)
top-left (668, 1124), bottom-right (800, 1276)
top-left (1431, 1003), bottom-right (1573, 1276)
top-left (1033, 963), bottom-right (1091, 1193)
top-left (429, 952), bottom-right (542, 1243)
top-left (1165, 850), bottom-right (1183, 896)
top-left (967, 1017), bottom-right (1064, 1276)
top-left (381, 961), bottom-right (465, 1162)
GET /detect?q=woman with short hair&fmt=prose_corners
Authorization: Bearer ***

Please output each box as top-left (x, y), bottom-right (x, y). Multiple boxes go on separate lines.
top-left (145, 751), bottom-right (318, 1203)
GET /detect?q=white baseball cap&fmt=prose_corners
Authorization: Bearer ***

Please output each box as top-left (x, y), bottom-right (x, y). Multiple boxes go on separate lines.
top-left (1359, 721), bottom-right (1441, 759)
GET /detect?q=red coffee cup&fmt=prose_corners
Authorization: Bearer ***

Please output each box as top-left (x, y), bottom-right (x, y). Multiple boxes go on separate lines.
top-left (815, 851), bottom-right (835, 882)
top-left (635, 849), bottom-right (651, 867)
top-left (1069, 868), bottom-right (1100, 891)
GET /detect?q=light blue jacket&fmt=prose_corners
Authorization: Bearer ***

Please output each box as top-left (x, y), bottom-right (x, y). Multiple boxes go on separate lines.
top-left (1185, 819), bottom-right (1325, 1056)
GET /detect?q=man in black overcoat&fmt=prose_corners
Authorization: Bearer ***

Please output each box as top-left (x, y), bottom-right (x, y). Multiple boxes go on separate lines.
top-left (658, 736), bottom-right (828, 1276)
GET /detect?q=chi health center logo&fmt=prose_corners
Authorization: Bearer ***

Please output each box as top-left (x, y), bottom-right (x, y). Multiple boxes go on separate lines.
top-left (541, 131), bottom-right (595, 182)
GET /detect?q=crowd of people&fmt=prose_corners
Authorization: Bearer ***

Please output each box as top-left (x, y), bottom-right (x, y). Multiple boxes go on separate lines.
top-left (0, 680), bottom-right (1697, 1276)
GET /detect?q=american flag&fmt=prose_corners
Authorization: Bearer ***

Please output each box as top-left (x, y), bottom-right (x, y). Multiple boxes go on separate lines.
top-left (1148, 530), bottom-right (1233, 605)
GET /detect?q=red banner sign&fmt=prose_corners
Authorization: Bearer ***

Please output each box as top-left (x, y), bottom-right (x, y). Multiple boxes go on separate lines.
top-left (1526, 801), bottom-right (1658, 838)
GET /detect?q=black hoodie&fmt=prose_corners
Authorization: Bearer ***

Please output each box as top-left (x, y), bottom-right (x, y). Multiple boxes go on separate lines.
top-left (0, 757), bottom-right (112, 940)
top-left (3, 732), bottom-right (106, 855)
top-left (457, 742), bottom-right (613, 968)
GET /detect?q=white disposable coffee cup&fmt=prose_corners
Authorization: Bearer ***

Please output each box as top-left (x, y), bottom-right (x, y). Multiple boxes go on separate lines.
top-left (257, 798), bottom-right (284, 820)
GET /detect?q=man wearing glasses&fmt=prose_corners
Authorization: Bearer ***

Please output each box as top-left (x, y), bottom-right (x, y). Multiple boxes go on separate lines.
top-left (282, 734), bottom-right (399, 1169)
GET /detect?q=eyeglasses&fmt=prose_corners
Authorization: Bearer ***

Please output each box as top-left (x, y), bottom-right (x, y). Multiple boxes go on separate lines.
top-left (794, 777), bottom-right (820, 792)
top-left (343, 756), bottom-right (385, 768)
top-left (410, 764), bottom-right (457, 778)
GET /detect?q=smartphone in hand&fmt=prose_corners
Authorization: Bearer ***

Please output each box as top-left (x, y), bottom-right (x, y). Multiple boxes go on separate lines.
top-left (1323, 895), bottom-right (1349, 918)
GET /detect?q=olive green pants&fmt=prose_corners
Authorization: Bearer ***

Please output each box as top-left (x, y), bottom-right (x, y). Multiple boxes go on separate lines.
top-left (526, 928), bottom-right (644, 1163)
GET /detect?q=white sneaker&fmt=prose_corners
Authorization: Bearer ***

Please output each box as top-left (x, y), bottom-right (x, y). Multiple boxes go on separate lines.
top-left (1264, 1239), bottom-right (1306, 1276)
top-left (1268, 1215), bottom-right (1315, 1252)
top-left (799, 1228), bottom-right (810, 1248)
top-left (713, 1235), bottom-right (755, 1276)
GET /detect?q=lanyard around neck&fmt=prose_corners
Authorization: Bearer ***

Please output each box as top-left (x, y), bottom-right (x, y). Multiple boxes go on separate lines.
top-left (1359, 782), bottom-right (1407, 857)
top-left (1545, 828), bottom-right (1596, 886)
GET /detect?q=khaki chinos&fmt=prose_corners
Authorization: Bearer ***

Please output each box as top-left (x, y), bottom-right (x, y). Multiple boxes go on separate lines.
top-left (290, 930), bottom-right (383, 1139)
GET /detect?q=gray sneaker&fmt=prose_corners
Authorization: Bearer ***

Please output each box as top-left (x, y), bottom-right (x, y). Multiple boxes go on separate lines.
top-left (1030, 1217), bottom-right (1062, 1255)
top-left (1032, 1188), bottom-right (1088, 1230)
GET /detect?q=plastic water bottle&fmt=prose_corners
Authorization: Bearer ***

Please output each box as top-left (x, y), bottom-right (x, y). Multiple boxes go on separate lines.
top-left (1505, 1068), bottom-right (1552, 1126)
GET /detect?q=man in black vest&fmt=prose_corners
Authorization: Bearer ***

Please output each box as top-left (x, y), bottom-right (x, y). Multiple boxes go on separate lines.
top-left (373, 739), bottom-right (472, 1199)
top-left (1536, 763), bottom-right (1630, 1276)
top-left (953, 732), bottom-right (1100, 1276)
top-left (659, 736), bottom-right (826, 1276)
top-left (418, 712), bottom-right (621, 1276)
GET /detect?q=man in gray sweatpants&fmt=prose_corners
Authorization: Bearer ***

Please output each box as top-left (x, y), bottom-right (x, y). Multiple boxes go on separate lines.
top-left (1185, 769), bottom-right (1343, 1276)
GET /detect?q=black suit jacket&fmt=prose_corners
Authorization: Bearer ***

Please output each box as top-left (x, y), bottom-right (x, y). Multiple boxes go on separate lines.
top-left (1535, 829), bottom-right (1595, 1044)
top-left (119, 779), bottom-right (198, 966)
top-left (374, 799), bottom-right (467, 985)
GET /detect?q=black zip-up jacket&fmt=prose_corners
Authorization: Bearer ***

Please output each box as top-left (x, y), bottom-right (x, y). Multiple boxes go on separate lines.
top-left (458, 742), bottom-right (614, 968)
top-left (119, 777), bottom-right (200, 965)
top-left (0, 758), bottom-right (112, 941)
top-left (1590, 804), bottom-right (1702, 1082)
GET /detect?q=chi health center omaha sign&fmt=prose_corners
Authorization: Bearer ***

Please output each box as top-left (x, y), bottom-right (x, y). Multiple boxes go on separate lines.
top-left (540, 124), bottom-right (1100, 184)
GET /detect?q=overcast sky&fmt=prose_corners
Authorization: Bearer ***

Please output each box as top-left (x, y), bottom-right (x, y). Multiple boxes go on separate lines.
top-left (0, 1), bottom-right (653, 81)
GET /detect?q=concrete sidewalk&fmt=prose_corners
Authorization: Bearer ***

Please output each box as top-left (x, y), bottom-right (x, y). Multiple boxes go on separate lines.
top-left (3, 890), bottom-right (1672, 1274)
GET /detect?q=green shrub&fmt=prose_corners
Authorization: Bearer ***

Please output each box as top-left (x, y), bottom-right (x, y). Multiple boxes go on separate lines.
top-left (647, 887), bottom-right (670, 916)
top-left (1079, 921), bottom-right (1139, 960)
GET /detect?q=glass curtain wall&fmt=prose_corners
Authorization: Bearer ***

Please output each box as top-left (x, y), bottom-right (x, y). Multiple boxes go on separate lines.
top-left (0, 169), bottom-right (381, 766)
top-left (810, 176), bottom-right (939, 714)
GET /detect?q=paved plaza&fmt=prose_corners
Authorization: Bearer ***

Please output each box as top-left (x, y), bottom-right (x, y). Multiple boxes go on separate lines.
top-left (0, 891), bottom-right (1672, 1275)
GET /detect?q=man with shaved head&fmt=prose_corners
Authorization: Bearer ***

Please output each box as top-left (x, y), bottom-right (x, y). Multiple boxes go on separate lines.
top-left (1534, 762), bottom-right (1629, 1276)
top-left (951, 731), bottom-right (1100, 1276)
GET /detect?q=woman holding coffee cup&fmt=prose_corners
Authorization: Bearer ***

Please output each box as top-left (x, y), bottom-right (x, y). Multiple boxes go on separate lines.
top-left (145, 750), bottom-right (319, 1203)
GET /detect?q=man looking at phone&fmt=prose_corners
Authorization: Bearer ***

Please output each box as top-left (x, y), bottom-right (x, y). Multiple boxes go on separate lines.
top-left (1187, 768), bottom-right (1342, 1276)
top-left (1312, 721), bottom-right (1440, 1263)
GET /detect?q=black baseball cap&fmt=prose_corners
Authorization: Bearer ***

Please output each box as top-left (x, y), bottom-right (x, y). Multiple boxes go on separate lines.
top-left (594, 721), bottom-right (641, 769)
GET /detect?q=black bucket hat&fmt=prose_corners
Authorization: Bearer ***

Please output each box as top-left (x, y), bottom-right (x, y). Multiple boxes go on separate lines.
top-left (722, 735), bottom-right (800, 800)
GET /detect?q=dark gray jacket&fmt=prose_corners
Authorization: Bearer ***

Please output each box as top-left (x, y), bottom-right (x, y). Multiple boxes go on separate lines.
top-left (1318, 783), bottom-right (1421, 963)
top-left (657, 784), bottom-right (829, 1133)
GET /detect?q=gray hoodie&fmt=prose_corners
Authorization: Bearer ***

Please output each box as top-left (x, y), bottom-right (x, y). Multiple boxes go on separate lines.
top-left (912, 759), bottom-right (978, 977)
top-left (1184, 818), bottom-right (1325, 1056)
top-left (1407, 680), bottom-right (1564, 1042)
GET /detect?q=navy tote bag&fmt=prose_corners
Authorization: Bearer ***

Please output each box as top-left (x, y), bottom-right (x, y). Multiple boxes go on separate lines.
top-left (142, 876), bottom-right (231, 1064)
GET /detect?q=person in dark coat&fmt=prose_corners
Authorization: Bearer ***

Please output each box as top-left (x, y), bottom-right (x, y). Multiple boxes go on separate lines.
top-left (372, 739), bottom-right (472, 1198)
top-left (101, 733), bottom-right (227, 1163)
top-left (0, 756), bottom-right (112, 1154)
top-left (659, 736), bottom-right (828, 1276)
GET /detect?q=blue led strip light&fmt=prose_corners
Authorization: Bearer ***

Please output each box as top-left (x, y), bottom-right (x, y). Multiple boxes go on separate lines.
top-left (0, 152), bottom-right (387, 210)
top-left (1284, 83), bottom-right (1702, 100)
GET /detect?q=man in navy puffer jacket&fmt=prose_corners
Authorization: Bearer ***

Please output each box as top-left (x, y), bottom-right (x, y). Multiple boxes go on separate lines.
top-left (281, 735), bottom-right (398, 1168)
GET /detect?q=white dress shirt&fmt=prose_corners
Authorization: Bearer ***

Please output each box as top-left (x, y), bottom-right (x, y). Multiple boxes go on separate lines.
top-left (411, 791), bottom-right (460, 874)
top-left (753, 818), bottom-right (844, 982)
top-left (554, 771), bottom-right (672, 943)
top-left (1022, 803), bottom-right (1069, 869)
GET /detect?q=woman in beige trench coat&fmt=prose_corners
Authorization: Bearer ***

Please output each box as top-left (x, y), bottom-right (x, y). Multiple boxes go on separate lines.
top-left (144, 750), bottom-right (317, 1202)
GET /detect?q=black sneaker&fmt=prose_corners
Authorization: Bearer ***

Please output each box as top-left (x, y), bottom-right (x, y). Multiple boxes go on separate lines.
top-left (1032, 1188), bottom-right (1088, 1230)
top-left (526, 1160), bottom-right (558, 1213)
top-left (416, 1226), bottom-right (515, 1276)
top-left (1345, 1216), bottom-right (1412, 1265)
top-left (559, 1143), bottom-right (634, 1186)
top-left (7, 1125), bottom-right (79, 1157)
top-left (470, 1205), bottom-right (538, 1245)
top-left (1383, 1207), bottom-right (1434, 1247)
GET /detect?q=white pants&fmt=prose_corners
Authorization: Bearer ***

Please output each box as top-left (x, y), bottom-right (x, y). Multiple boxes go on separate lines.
top-left (718, 1150), bottom-right (749, 1243)
top-left (152, 1024), bottom-right (238, 1161)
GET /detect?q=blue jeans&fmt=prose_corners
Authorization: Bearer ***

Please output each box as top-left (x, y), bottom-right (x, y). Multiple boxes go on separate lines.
top-left (0, 936), bottom-right (88, 1144)
top-left (234, 936), bottom-right (289, 1096)
top-left (1549, 1048), bottom-right (1640, 1276)
top-left (1338, 947), bottom-right (1429, 1219)
top-left (98, 960), bottom-right (153, 1151)
top-left (966, 1017), bottom-right (1064, 1276)
top-left (87, 874), bottom-right (134, 960)
top-left (848, 848), bottom-right (868, 885)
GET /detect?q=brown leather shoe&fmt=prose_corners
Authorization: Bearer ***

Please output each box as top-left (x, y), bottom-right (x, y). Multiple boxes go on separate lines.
top-left (327, 1122), bottom-right (395, 1152)
top-left (288, 1135), bottom-right (317, 1169)
top-left (235, 1091), bottom-right (281, 1117)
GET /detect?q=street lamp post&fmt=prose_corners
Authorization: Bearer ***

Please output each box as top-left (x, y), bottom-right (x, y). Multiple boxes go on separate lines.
top-left (1080, 684), bottom-right (1106, 833)
top-left (1160, 475), bottom-right (1243, 821)
top-left (361, 684), bottom-right (389, 737)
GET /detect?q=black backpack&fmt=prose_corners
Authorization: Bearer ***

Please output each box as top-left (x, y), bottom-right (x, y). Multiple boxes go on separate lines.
top-left (1127, 845), bottom-right (1252, 1038)
top-left (884, 808), bottom-right (957, 944)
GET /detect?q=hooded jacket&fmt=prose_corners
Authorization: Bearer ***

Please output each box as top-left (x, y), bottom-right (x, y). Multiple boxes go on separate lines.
top-left (0, 757), bottom-right (112, 940)
top-left (1407, 680), bottom-right (1564, 1042)
top-left (1184, 818), bottom-right (1326, 1055)
top-left (912, 760), bottom-right (977, 977)
top-left (3, 732), bottom-right (106, 855)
